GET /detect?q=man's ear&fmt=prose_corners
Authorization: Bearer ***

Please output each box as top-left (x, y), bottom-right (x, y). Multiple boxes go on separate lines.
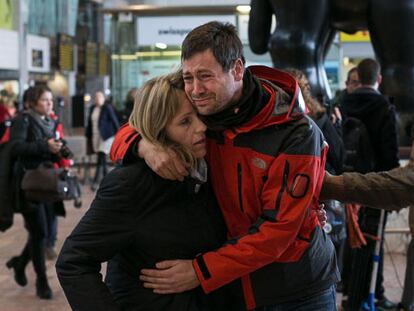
top-left (232, 58), bottom-right (244, 82)
top-left (377, 74), bottom-right (382, 85)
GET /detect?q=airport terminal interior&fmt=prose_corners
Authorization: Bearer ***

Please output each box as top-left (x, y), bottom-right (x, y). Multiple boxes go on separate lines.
top-left (0, 0), bottom-right (413, 310)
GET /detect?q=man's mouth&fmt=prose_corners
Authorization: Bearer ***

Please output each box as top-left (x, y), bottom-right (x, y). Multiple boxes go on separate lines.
top-left (192, 97), bottom-right (212, 105)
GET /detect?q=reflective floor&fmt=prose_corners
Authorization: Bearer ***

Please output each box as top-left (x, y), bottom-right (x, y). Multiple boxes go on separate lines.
top-left (0, 183), bottom-right (407, 311)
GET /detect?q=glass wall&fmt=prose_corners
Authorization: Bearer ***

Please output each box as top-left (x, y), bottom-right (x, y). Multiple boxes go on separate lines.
top-left (27, 0), bottom-right (78, 36)
top-left (108, 11), bottom-right (350, 106)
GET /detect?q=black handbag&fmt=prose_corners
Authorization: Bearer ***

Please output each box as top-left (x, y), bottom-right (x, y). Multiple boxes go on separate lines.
top-left (21, 166), bottom-right (81, 204)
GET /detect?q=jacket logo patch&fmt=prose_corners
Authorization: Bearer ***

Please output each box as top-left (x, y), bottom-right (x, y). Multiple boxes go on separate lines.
top-left (251, 157), bottom-right (267, 170)
top-left (289, 174), bottom-right (310, 198)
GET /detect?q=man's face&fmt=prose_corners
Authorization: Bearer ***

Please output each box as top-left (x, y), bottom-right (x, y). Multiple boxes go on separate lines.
top-left (346, 71), bottom-right (360, 93)
top-left (182, 49), bottom-right (243, 116)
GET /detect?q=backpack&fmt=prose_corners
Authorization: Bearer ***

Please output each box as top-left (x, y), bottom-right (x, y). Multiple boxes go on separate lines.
top-left (342, 116), bottom-right (376, 173)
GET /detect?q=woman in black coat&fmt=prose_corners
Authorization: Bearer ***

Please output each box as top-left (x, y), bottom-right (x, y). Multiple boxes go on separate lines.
top-left (56, 72), bottom-right (239, 311)
top-left (85, 91), bottom-right (119, 190)
top-left (6, 85), bottom-right (63, 299)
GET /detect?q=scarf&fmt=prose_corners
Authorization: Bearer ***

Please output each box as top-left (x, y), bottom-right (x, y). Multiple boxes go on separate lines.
top-left (27, 109), bottom-right (55, 139)
top-left (201, 69), bottom-right (269, 131)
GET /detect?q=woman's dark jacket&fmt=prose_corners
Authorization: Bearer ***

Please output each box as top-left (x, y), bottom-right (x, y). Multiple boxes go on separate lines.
top-left (7, 112), bottom-right (59, 213)
top-left (56, 159), bottom-right (238, 311)
top-left (85, 103), bottom-right (120, 141)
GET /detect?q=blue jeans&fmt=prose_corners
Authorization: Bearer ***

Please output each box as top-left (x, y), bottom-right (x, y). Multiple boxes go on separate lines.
top-left (256, 285), bottom-right (337, 311)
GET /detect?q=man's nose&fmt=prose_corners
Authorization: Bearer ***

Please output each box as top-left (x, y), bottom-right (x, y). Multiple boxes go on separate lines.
top-left (192, 79), bottom-right (205, 95)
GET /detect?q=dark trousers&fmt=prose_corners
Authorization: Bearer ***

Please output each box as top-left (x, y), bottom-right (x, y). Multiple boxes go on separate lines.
top-left (44, 203), bottom-right (57, 248)
top-left (94, 152), bottom-right (107, 183)
top-left (18, 203), bottom-right (48, 280)
top-left (255, 286), bottom-right (337, 311)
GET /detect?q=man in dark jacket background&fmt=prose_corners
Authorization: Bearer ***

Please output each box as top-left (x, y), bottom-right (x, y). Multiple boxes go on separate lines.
top-left (341, 58), bottom-right (400, 309)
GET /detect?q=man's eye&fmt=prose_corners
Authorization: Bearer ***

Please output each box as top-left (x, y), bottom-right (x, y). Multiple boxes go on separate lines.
top-left (183, 76), bottom-right (193, 82)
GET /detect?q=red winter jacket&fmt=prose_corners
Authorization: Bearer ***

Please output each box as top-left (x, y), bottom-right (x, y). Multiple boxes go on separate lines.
top-left (110, 66), bottom-right (339, 310)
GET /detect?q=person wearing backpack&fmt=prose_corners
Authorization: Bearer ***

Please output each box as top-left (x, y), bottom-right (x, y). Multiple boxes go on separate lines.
top-left (340, 58), bottom-right (400, 310)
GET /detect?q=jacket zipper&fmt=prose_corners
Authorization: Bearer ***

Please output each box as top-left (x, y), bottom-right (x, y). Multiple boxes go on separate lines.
top-left (237, 163), bottom-right (244, 212)
top-left (275, 160), bottom-right (290, 211)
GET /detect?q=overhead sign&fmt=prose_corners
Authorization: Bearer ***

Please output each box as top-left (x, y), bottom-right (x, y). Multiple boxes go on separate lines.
top-left (86, 41), bottom-right (98, 75)
top-left (58, 34), bottom-right (74, 71)
top-left (27, 35), bottom-right (50, 72)
top-left (0, 29), bottom-right (18, 70)
top-left (340, 31), bottom-right (371, 42)
top-left (137, 15), bottom-right (236, 46)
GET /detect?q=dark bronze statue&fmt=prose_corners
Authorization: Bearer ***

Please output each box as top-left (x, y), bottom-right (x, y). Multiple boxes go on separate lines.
top-left (249, 0), bottom-right (414, 144)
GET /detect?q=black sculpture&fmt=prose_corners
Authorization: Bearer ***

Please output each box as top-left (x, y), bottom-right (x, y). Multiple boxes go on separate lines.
top-left (249, 0), bottom-right (414, 144)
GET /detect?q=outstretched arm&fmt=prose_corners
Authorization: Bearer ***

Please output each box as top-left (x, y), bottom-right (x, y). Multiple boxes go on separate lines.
top-left (320, 165), bottom-right (414, 210)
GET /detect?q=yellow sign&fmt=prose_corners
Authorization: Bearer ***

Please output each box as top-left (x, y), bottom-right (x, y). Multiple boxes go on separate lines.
top-left (0, 0), bottom-right (13, 30)
top-left (340, 31), bottom-right (371, 42)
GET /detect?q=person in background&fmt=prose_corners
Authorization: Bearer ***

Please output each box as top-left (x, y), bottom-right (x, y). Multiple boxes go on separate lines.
top-left (43, 95), bottom-right (72, 260)
top-left (331, 67), bottom-right (360, 108)
top-left (85, 91), bottom-right (119, 191)
top-left (6, 85), bottom-right (63, 300)
top-left (331, 67), bottom-right (360, 124)
top-left (321, 136), bottom-right (414, 311)
top-left (0, 93), bottom-right (16, 143)
top-left (340, 58), bottom-right (400, 310)
top-left (118, 87), bottom-right (138, 125)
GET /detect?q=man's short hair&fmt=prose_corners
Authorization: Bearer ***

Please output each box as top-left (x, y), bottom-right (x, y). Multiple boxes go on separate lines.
top-left (357, 58), bottom-right (381, 86)
top-left (181, 21), bottom-right (245, 72)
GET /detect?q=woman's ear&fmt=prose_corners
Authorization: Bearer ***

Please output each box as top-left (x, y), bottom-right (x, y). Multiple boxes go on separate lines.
top-left (232, 58), bottom-right (244, 82)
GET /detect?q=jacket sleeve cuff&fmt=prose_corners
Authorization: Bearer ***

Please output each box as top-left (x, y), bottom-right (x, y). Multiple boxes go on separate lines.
top-left (192, 255), bottom-right (211, 294)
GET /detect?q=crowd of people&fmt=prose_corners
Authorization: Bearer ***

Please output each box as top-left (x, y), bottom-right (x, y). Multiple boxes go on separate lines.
top-left (0, 20), bottom-right (413, 311)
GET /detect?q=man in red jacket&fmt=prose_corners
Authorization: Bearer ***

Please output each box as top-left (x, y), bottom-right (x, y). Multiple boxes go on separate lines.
top-left (111, 21), bottom-right (339, 310)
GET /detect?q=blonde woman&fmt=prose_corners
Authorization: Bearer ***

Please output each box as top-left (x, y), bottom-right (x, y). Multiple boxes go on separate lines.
top-left (56, 72), bottom-right (237, 311)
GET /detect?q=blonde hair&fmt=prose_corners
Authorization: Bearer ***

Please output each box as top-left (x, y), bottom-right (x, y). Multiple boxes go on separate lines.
top-left (285, 68), bottom-right (326, 120)
top-left (129, 71), bottom-right (197, 169)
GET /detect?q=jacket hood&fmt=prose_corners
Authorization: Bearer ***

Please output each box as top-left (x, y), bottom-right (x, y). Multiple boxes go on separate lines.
top-left (225, 65), bottom-right (306, 139)
top-left (342, 87), bottom-right (385, 117)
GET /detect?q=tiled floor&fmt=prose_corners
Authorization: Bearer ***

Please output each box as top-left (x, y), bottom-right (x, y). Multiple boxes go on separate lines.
top-left (0, 183), bottom-right (408, 311)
